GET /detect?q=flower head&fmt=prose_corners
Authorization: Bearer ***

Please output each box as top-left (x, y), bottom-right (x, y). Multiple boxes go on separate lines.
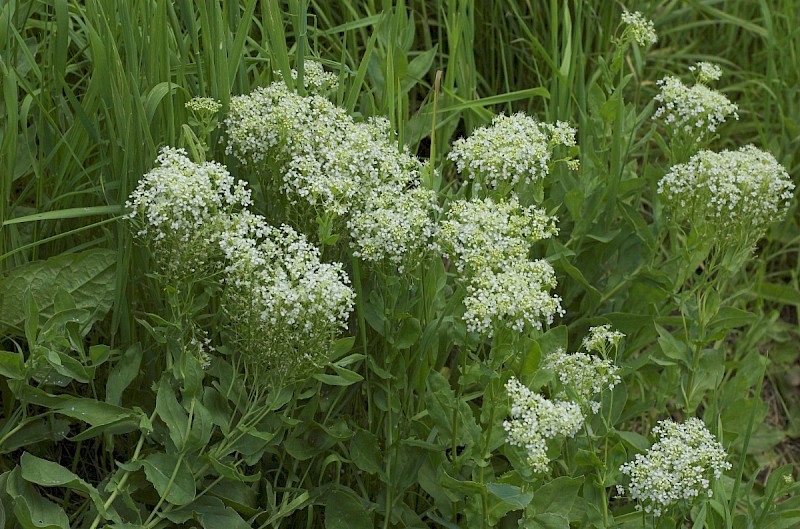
top-left (658, 145), bottom-right (794, 242)
top-left (618, 418), bottom-right (731, 517)
top-left (438, 196), bottom-right (558, 274)
top-left (543, 348), bottom-right (621, 413)
top-left (654, 75), bottom-right (738, 140)
top-left (125, 147), bottom-right (252, 276)
top-left (621, 11), bottom-right (658, 47)
top-left (503, 377), bottom-right (584, 473)
top-left (463, 260), bottom-right (564, 337)
top-left (448, 113), bottom-right (577, 192)
top-left (689, 62), bottom-right (723, 84)
top-left (274, 60), bottom-right (339, 92)
top-left (582, 324), bottom-right (625, 354)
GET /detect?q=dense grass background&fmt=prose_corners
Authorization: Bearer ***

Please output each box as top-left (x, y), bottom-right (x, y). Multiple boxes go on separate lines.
top-left (2, 0), bottom-right (800, 527)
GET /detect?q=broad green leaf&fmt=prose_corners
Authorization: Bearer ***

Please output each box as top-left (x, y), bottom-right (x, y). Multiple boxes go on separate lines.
top-left (19, 453), bottom-right (115, 521)
top-left (324, 490), bottom-right (372, 529)
top-left (6, 467), bottom-right (69, 529)
top-left (521, 513), bottom-right (570, 529)
top-left (487, 483), bottom-right (533, 509)
top-left (655, 324), bottom-right (690, 366)
top-left (349, 428), bottom-right (383, 476)
top-left (54, 398), bottom-right (137, 426)
top-left (530, 476), bottom-right (583, 518)
top-left (0, 351), bottom-right (24, 380)
top-left (0, 250), bottom-right (116, 336)
top-left (0, 417), bottom-right (70, 453)
top-left (141, 453), bottom-right (196, 506)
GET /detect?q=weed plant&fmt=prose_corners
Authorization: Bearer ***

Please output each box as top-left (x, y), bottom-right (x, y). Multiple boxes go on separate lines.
top-left (1, 1), bottom-right (800, 528)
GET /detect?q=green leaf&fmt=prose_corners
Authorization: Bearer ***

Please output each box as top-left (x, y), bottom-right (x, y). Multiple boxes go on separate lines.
top-left (106, 344), bottom-right (142, 406)
top-left (530, 476), bottom-right (583, 518)
top-left (486, 483), bottom-right (533, 509)
top-left (393, 317), bottom-right (422, 349)
top-left (324, 490), bottom-right (372, 529)
top-left (2, 205), bottom-right (124, 225)
top-left (141, 453), bottom-right (196, 506)
top-left (655, 324), bottom-right (690, 367)
top-left (6, 467), bottom-right (69, 529)
top-left (0, 250), bottom-right (116, 336)
top-left (707, 307), bottom-right (756, 335)
top-left (156, 376), bottom-right (188, 449)
top-left (521, 513), bottom-right (570, 529)
top-left (349, 428), bottom-right (383, 476)
top-left (19, 453), bottom-right (115, 521)
top-left (0, 350), bottom-right (24, 380)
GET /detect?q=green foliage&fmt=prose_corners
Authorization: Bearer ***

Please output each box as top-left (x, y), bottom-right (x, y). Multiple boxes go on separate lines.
top-left (2, 1), bottom-right (800, 528)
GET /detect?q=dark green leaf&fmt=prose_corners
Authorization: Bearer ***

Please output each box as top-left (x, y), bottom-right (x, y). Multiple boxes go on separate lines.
top-left (141, 453), bottom-right (196, 506)
top-left (349, 428), bottom-right (383, 476)
top-left (324, 490), bottom-right (372, 529)
top-left (156, 376), bottom-right (188, 448)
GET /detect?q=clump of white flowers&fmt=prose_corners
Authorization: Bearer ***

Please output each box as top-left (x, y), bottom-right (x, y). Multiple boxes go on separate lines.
top-left (125, 147), bottom-right (252, 276)
top-left (543, 348), bottom-right (621, 413)
top-left (582, 324), bottom-right (626, 355)
top-left (448, 113), bottom-right (577, 192)
top-left (618, 418), bottom-right (731, 517)
top-left (219, 212), bottom-right (355, 377)
top-left (439, 196), bottom-right (558, 273)
top-left (689, 61), bottom-right (722, 83)
top-left (658, 145), bottom-right (794, 241)
top-left (503, 377), bottom-right (584, 474)
top-left (226, 76), bottom-right (439, 268)
top-left (347, 182), bottom-right (440, 272)
top-left (274, 60), bottom-right (339, 92)
top-left (621, 11), bottom-right (658, 47)
top-left (654, 70), bottom-right (738, 140)
top-left (463, 261), bottom-right (564, 337)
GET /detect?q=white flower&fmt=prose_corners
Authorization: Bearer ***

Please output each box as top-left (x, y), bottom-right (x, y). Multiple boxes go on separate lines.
top-left (582, 324), bottom-right (625, 354)
top-left (220, 212), bottom-right (355, 377)
top-left (447, 113), bottom-right (577, 191)
top-left (125, 147), bottom-right (252, 276)
top-left (438, 196), bottom-right (558, 274)
top-left (185, 96), bottom-right (221, 115)
top-left (347, 182), bottom-right (439, 272)
top-left (688, 62), bottom-right (723, 84)
top-left (503, 377), bottom-right (584, 474)
top-left (658, 145), bottom-right (795, 241)
top-left (621, 11), bottom-right (658, 47)
top-left (654, 75), bottom-right (738, 140)
top-left (463, 260), bottom-right (564, 337)
top-left (618, 418), bottom-right (731, 517)
top-left (543, 348), bottom-right (621, 414)
top-left (274, 60), bottom-right (339, 92)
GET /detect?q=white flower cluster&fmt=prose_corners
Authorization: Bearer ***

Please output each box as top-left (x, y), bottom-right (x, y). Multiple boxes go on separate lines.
top-left (582, 324), bottom-right (625, 354)
top-left (439, 196), bottom-right (557, 273)
top-left (654, 75), bottom-right (738, 140)
top-left (689, 62), bottom-right (722, 84)
top-left (543, 348), bottom-right (621, 414)
top-left (225, 79), bottom-right (438, 267)
top-left (463, 261), bottom-right (564, 336)
top-left (621, 11), bottom-right (658, 47)
top-left (219, 211), bottom-right (355, 376)
top-left (658, 145), bottom-right (795, 239)
top-left (125, 147), bottom-right (252, 276)
top-left (274, 60), bottom-right (339, 92)
top-left (618, 418), bottom-right (731, 517)
top-left (185, 96), bottom-right (222, 115)
top-left (437, 196), bottom-right (562, 337)
top-left (503, 377), bottom-right (584, 474)
top-left (347, 183), bottom-right (440, 271)
top-left (447, 113), bottom-right (577, 192)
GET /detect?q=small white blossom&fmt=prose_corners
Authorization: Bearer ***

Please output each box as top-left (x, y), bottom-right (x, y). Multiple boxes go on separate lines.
top-left (503, 377), bottom-right (584, 474)
top-left (447, 113), bottom-right (577, 191)
top-left (543, 348), bottom-right (621, 413)
top-left (621, 11), bottom-right (658, 47)
top-left (582, 324), bottom-right (625, 354)
top-left (185, 96), bottom-right (222, 115)
top-left (688, 62), bottom-right (723, 84)
top-left (438, 196), bottom-right (558, 274)
top-left (654, 75), bottom-right (738, 140)
top-left (618, 418), bottom-right (731, 517)
top-left (658, 145), bottom-right (795, 242)
top-left (274, 60), bottom-right (339, 92)
top-left (463, 260), bottom-right (564, 337)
